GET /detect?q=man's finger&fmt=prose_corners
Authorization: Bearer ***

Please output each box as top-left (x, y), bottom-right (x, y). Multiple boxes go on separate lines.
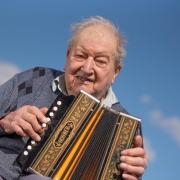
top-left (121, 147), bottom-right (145, 157)
top-left (122, 173), bottom-right (138, 180)
top-left (120, 156), bottom-right (146, 167)
top-left (134, 135), bottom-right (143, 147)
top-left (19, 120), bottom-right (41, 141)
top-left (120, 163), bottom-right (145, 177)
top-left (27, 106), bottom-right (47, 123)
top-left (22, 112), bottom-right (43, 133)
top-left (14, 125), bottom-right (28, 137)
top-left (40, 107), bottom-right (48, 115)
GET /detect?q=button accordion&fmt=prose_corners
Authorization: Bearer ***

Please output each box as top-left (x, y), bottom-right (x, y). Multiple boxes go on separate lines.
top-left (16, 90), bottom-right (141, 180)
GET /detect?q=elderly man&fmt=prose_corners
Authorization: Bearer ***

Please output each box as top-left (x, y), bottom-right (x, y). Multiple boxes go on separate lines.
top-left (0, 16), bottom-right (147, 180)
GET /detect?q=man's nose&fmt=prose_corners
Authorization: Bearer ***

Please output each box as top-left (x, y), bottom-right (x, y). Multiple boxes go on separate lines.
top-left (81, 56), bottom-right (94, 73)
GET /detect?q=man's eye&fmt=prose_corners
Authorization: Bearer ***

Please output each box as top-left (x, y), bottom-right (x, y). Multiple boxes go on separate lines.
top-left (76, 54), bottom-right (85, 58)
top-left (95, 58), bottom-right (108, 67)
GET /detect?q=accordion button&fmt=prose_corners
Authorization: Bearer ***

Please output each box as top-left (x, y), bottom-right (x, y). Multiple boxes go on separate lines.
top-left (57, 101), bottom-right (62, 106)
top-left (24, 151), bottom-right (28, 156)
top-left (49, 112), bottom-right (54, 117)
top-left (31, 140), bottom-right (36, 145)
top-left (42, 123), bottom-right (47, 128)
top-left (53, 106), bottom-right (58, 111)
top-left (27, 145), bottom-right (32, 150)
top-left (46, 117), bottom-right (51, 124)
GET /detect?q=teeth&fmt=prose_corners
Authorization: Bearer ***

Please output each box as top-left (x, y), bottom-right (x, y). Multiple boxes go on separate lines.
top-left (77, 76), bottom-right (93, 82)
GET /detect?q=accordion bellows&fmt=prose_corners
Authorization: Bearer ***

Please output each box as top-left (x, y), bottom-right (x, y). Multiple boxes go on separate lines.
top-left (16, 91), bottom-right (141, 180)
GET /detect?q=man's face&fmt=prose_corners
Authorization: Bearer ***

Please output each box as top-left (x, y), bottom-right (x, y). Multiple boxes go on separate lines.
top-left (64, 25), bottom-right (121, 99)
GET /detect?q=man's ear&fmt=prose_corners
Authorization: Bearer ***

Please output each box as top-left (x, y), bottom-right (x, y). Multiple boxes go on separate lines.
top-left (64, 48), bottom-right (71, 70)
top-left (111, 64), bottom-right (122, 84)
top-left (66, 48), bottom-right (70, 58)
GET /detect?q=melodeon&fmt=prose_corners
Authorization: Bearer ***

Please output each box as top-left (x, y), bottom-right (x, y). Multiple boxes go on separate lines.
top-left (16, 90), bottom-right (142, 180)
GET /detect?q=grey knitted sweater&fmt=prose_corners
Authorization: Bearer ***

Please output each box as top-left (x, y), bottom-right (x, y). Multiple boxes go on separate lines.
top-left (0, 67), bottom-right (125, 180)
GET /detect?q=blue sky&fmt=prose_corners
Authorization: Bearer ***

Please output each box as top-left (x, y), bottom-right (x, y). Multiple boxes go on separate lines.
top-left (0, 1), bottom-right (180, 179)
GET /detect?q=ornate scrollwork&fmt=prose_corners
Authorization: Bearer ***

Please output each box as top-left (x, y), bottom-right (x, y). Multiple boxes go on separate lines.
top-left (31, 93), bottom-right (97, 176)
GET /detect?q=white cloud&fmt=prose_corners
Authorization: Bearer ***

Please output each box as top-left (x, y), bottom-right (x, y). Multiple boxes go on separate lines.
top-left (144, 137), bottom-right (156, 162)
top-left (140, 94), bottom-right (152, 105)
top-left (140, 93), bottom-right (180, 147)
top-left (150, 110), bottom-right (180, 146)
top-left (0, 61), bottom-right (21, 85)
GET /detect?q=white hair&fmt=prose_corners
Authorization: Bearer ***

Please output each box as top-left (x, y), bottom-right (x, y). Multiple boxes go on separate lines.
top-left (68, 16), bottom-right (126, 66)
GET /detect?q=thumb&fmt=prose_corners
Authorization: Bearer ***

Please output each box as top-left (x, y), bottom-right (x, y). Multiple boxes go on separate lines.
top-left (134, 135), bottom-right (143, 147)
top-left (40, 107), bottom-right (48, 115)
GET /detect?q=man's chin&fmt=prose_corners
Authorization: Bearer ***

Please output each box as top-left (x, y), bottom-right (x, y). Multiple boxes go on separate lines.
top-left (77, 88), bottom-right (93, 95)
top-left (78, 89), bottom-right (102, 99)
top-left (68, 86), bottom-right (104, 100)
top-left (73, 87), bottom-right (95, 97)
top-left (68, 84), bottom-right (102, 99)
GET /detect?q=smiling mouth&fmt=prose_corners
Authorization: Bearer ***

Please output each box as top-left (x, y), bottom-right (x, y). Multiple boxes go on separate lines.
top-left (76, 76), bottom-right (94, 84)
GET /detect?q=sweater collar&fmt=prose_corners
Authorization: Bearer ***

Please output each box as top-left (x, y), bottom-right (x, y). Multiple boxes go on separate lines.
top-left (52, 75), bottom-right (118, 107)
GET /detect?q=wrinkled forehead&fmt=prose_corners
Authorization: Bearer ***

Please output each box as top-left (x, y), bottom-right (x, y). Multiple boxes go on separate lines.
top-left (78, 24), bottom-right (116, 41)
top-left (70, 25), bottom-right (118, 53)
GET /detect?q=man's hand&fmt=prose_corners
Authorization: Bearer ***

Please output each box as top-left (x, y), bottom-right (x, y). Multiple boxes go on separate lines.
top-left (120, 135), bottom-right (148, 180)
top-left (0, 105), bottom-right (48, 141)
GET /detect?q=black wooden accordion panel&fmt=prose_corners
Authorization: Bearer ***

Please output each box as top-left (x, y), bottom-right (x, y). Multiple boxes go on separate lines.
top-left (16, 91), bottom-right (141, 180)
